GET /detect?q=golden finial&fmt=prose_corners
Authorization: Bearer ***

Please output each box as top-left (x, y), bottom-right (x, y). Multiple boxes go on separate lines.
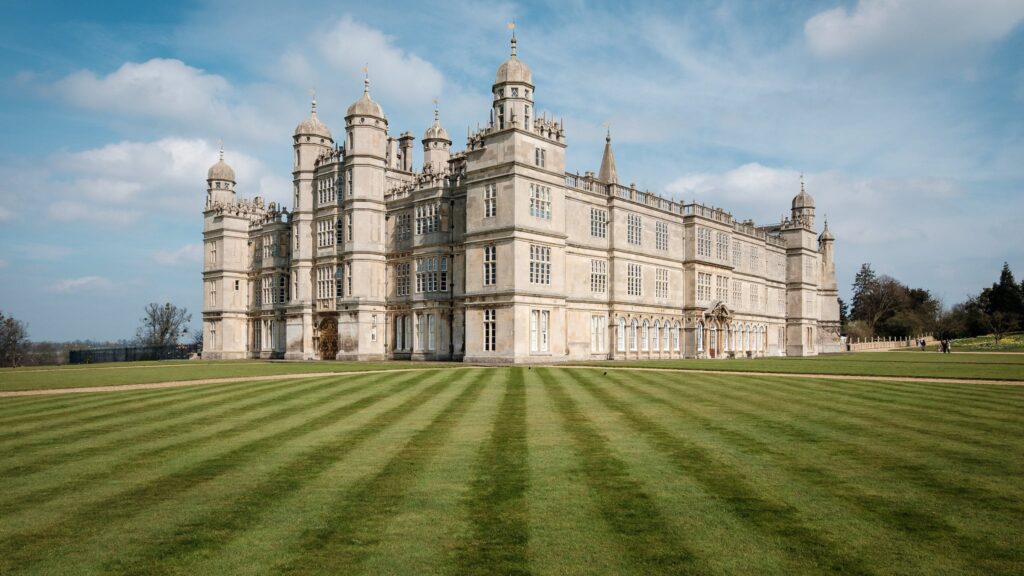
top-left (508, 21), bottom-right (517, 56)
top-left (362, 64), bottom-right (370, 94)
top-left (433, 97), bottom-right (439, 122)
top-left (800, 172), bottom-right (805, 193)
top-left (308, 87), bottom-right (317, 112)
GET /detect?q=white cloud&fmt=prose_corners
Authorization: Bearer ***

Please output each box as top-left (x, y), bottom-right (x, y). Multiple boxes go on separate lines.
top-left (154, 244), bottom-right (202, 266)
top-left (57, 58), bottom-right (230, 117)
top-left (46, 137), bottom-right (282, 225)
top-left (805, 0), bottom-right (1024, 60)
top-left (662, 162), bottom-right (1014, 302)
top-left (52, 58), bottom-right (273, 141)
top-left (49, 276), bottom-right (114, 293)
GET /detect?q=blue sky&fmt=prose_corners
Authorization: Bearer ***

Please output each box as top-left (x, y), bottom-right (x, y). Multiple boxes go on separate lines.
top-left (1, 0), bottom-right (1022, 341)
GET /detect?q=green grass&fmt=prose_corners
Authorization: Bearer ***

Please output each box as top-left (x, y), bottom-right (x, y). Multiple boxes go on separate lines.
top-left (0, 360), bottom-right (458, 392)
top-left (1, 359), bottom-right (1022, 575)
top-left (583, 351), bottom-right (1024, 381)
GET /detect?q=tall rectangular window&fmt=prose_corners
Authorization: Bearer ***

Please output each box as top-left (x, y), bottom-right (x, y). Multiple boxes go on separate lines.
top-left (591, 315), bottom-right (606, 353)
top-left (529, 184), bottom-right (551, 219)
top-left (716, 232), bottom-right (729, 261)
top-left (484, 309), bottom-right (496, 351)
top-left (627, 213), bottom-right (642, 245)
top-left (590, 208), bottom-right (607, 238)
top-left (529, 245), bottom-right (551, 284)
top-left (627, 263), bottom-right (642, 296)
top-left (396, 262), bottom-right (410, 296)
top-left (347, 212), bottom-right (353, 241)
top-left (716, 276), bottom-right (729, 302)
top-left (697, 227), bottom-right (712, 258)
top-left (697, 272), bottom-right (712, 303)
top-left (591, 259), bottom-right (607, 293)
top-left (317, 218), bottom-right (335, 247)
top-left (346, 263), bottom-right (352, 295)
top-left (534, 147), bottom-right (546, 167)
top-left (484, 184), bottom-right (496, 218)
top-left (750, 284), bottom-right (760, 311)
top-left (750, 246), bottom-right (760, 272)
top-left (656, 221), bottom-right (668, 251)
top-left (440, 256), bottom-right (449, 291)
top-left (530, 310), bottom-right (550, 353)
top-left (733, 241), bottom-right (742, 268)
top-left (484, 245), bottom-right (497, 286)
top-left (656, 268), bottom-right (669, 299)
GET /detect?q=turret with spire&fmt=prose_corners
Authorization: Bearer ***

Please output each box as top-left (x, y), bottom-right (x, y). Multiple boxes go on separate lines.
top-left (598, 127), bottom-right (618, 184)
top-left (423, 100), bottom-right (451, 172)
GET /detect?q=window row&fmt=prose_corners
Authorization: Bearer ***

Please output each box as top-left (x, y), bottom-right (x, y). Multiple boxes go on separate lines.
top-left (415, 203), bottom-right (440, 235)
top-left (695, 322), bottom-right (768, 354)
top-left (616, 318), bottom-right (681, 353)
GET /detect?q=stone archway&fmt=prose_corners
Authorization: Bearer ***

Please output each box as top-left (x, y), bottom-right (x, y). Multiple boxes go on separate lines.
top-left (318, 317), bottom-right (338, 360)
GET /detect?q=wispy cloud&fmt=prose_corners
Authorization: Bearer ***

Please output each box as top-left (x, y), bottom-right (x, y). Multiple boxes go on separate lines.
top-left (49, 276), bottom-right (114, 293)
top-left (154, 244), bottom-right (202, 266)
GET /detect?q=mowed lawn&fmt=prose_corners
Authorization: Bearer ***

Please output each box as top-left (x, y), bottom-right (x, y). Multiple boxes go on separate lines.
top-left (0, 360), bottom-right (460, 392)
top-left (588, 351), bottom-right (1024, 381)
top-left (0, 363), bottom-right (1022, 575)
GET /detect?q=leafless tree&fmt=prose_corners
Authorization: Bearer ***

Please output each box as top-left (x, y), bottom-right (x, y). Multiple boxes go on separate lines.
top-left (0, 311), bottom-right (30, 368)
top-left (135, 303), bottom-right (192, 347)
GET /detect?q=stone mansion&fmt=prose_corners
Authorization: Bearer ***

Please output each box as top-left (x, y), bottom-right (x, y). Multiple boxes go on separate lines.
top-left (202, 34), bottom-right (840, 363)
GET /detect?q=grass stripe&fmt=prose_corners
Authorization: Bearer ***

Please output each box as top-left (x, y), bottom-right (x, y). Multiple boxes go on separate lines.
top-left (567, 369), bottom-right (874, 575)
top-left (640, 372), bottom-right (1022, 496)
top-left (98, 369), bottom-right (462, 576)
top-left (0, 375), bottom-right (356, 515)
top-left (0, 377), bottom-right (293, 449)
top-left (453, 367), bottom-right (533, 576)
top-left (0, 376), bottom-right (314, 474)
top-left (0, 371), bottom-right (425, 575)
top-left (272, 369), bottom-right (487, 576)
top-left (537, 368), bottom-right (707, 576)
top-left (614, 371), bottom-right (1022, 568)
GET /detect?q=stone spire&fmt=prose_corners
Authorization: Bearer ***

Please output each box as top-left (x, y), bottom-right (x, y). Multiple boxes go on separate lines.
top-left (598, 127), bottom-right (618, 184)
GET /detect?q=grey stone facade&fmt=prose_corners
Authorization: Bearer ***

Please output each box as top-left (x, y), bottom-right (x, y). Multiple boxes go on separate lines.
top-left (202, 35), bottom-right (840, 363)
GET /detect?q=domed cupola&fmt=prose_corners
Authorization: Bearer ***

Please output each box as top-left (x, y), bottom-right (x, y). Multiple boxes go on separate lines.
top-left (819, 219), bottom-right (834, 242)
top-left (294, 94), bottom-right (332, 141)
top-left (207, 145), bottom-right (235, 184)
top-left (206, 143), bottom-right (236, 206)
top-left (495, 34), bottom-right (533, 86)
top-left (346, 76), bottom-right (386, 121)
top-left (423, 106), bottom-right (450, 142)
top-left (423, 103), bottom-right (452, 172)
top-left (790, 174), bottom-right (816, 228)
top-left (490, 26), bottom-right (535, 132)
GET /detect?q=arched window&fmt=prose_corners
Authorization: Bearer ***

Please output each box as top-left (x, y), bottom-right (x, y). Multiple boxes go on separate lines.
top-left (696, 321), bottom-right (704, 352)
top-left (630, 319), bottom-right (638, 352)
top-left (710, 323), bottom-right (717, 352)
top-left (673, 322), bottom-right (681, 351)
top-left (761, 326), bottom-right (767, 352)
top-left (652, 321), bottom-right (660, 351)
top-left (663, 322), bottom-right (670, 352)
top-left (723, 324), bottom-right (730, 352)
top-left (617, 317), bottom-right (626, 352)
top-left (641, 320), bottom-right (649, 352)
top-left (745, 324), bottom-right (752, 351)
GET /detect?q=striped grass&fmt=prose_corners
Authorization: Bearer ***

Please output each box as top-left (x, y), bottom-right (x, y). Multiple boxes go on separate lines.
top-left (1, 358), bottom-right (1021, 575)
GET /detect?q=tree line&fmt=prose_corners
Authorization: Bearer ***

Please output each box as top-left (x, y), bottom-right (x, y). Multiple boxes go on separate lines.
top-left (845, 262), bottom-right (1024, 342)
top-left (0, 302), bottom-right (196, 367)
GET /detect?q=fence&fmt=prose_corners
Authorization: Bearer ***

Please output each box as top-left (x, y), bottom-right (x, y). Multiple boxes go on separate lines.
top-left (843, 335), bottom-right (934, 352)
top-left (69, 344), bottom-right (201, 364)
